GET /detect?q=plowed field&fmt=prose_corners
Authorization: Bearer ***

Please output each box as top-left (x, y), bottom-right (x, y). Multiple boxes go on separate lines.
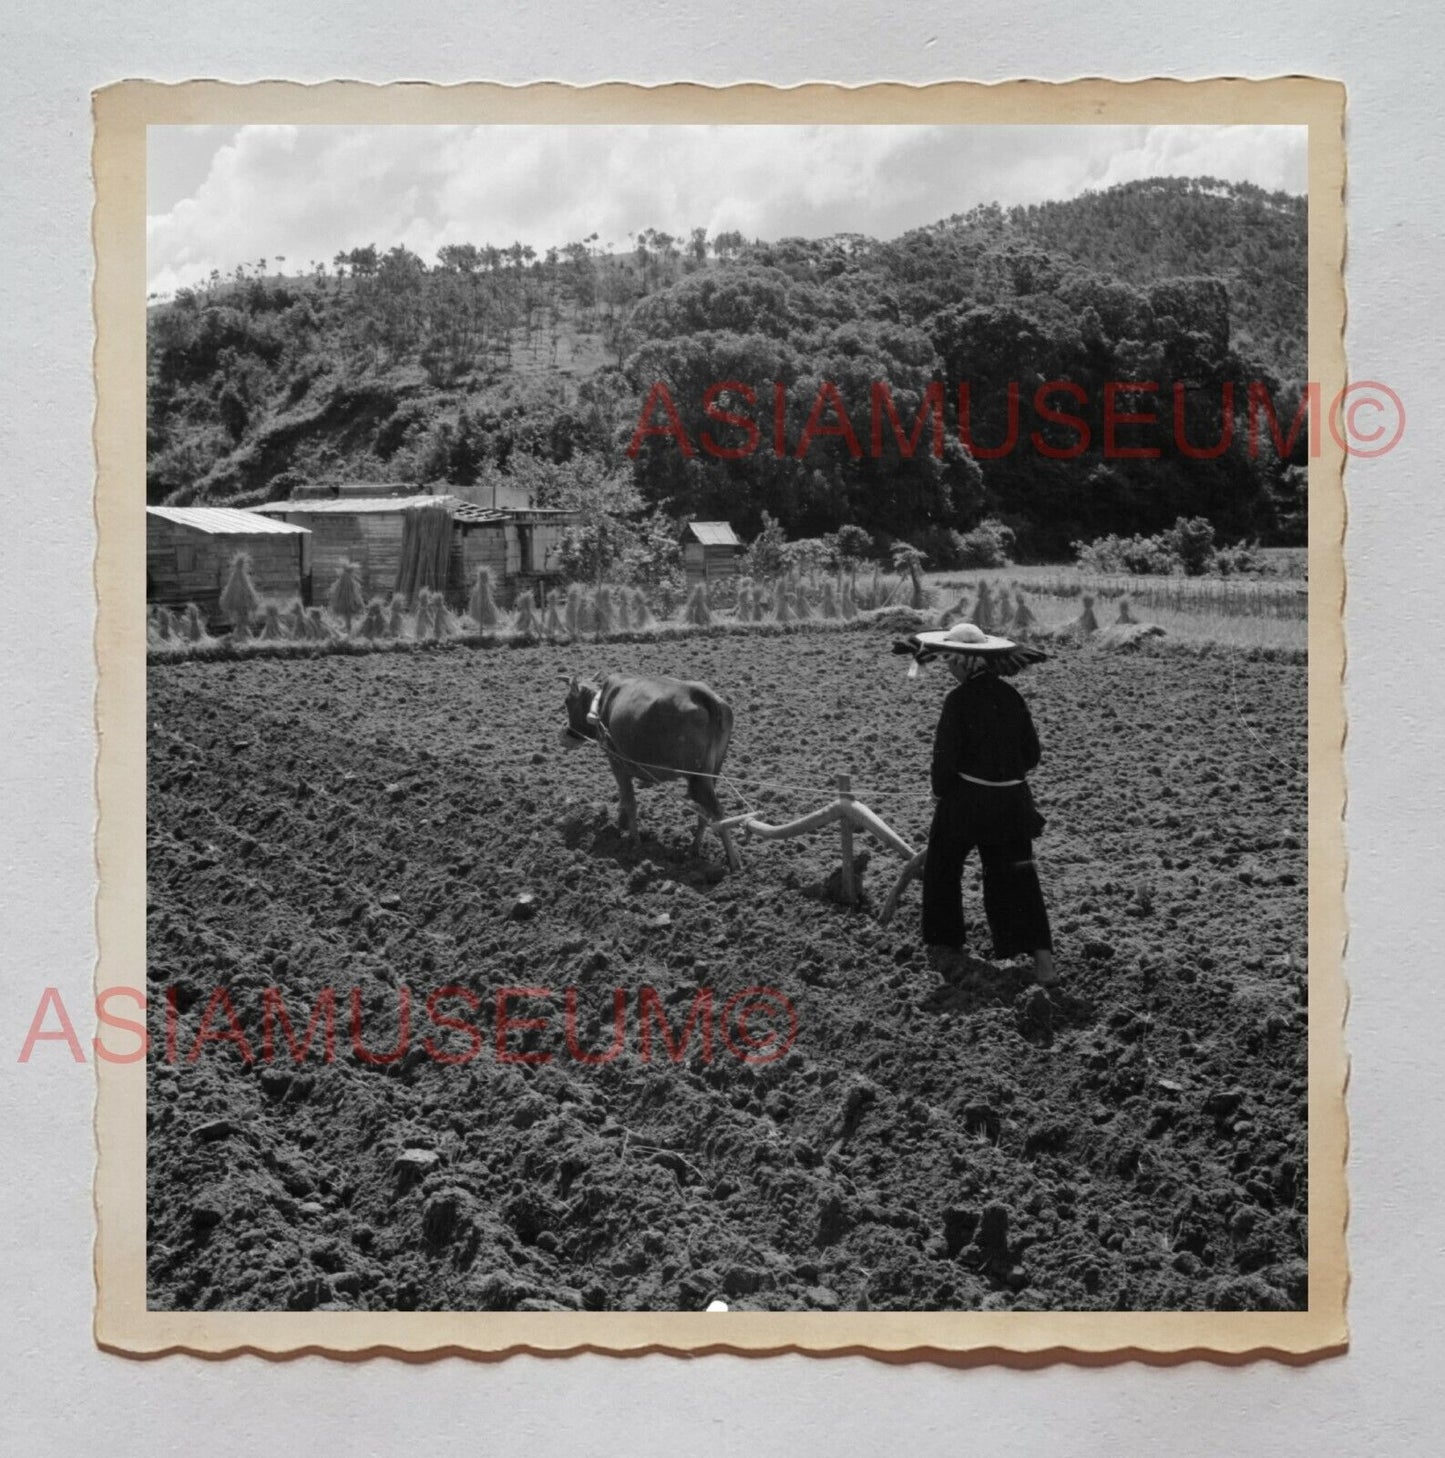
top-left (146, 631), bottom-right (1308, 1313)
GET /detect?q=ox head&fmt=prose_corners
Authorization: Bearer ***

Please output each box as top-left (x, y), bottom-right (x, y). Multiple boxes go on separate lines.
top-left (559, 675), bottom-right (598, 749)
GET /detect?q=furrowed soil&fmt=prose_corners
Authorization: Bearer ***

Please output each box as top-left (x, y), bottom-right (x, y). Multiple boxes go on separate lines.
top-left (146, 631), bottom-right (1308, 1313)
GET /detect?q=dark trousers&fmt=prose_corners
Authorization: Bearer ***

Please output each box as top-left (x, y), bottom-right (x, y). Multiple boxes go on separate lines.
top-left (921, 799), bottom-right (1053, 958)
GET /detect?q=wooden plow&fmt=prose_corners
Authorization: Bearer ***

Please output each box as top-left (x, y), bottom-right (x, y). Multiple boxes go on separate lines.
top-left (702, 773), bottom-right (928, 925)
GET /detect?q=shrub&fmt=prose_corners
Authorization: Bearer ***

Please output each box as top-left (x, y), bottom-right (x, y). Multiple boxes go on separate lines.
top-left (742, 513), bottom-right (790, 580)
top-left (950, 518), bottom-right (1016, 570)
top-left (1211, 539), bottom-right (1267, 576)
top-left (1165, 516), bottom-right (1216, 576)
top-left (1073, 531), bottom-right (1181, 575)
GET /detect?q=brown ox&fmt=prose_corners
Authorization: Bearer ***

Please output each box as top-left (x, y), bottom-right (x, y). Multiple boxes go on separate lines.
top-left (561, 672), bottom-right (739, 868)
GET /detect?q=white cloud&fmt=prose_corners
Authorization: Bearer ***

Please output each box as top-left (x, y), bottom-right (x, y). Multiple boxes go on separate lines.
top-left (146, 123), bottom-right (1307, 296)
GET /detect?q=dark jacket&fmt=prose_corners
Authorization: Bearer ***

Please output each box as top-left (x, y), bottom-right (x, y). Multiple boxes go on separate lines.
top-left (930, 674), bottom-right (1045, 844)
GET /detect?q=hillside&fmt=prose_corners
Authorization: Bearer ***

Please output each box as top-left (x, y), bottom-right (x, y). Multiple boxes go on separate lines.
top-left (146, 177), bottom-right (1308, 562)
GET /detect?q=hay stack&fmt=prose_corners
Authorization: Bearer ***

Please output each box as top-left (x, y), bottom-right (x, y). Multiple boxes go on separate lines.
top-left (284, 599), bottom-right (308, 640)
top-left (820, 580), bottom-right (839, 619)
top-left (793, 586), bottom-right (814, 621)
top-left (733, 577), bottom-right (754, 623)
top-left (1117, 597), bottom-right (1137, 625)
top-left (593, 585), bottom-right (616, 638)
top-left (411, 588), bottom-right (436, 639)
top-left (258, 603), bottom-right (288, 641)
top-left (841, 581), bottom-right (858, 620)
top-left (1010, 594), bottom-right (1038, 637)
top-left (386, 594), bottom-right (407, 638)
top-left (181, 603), bottom-right (210, 644)
top-left (973, 580), bottom-right (996, 632)
top-left (358, 599), bottom-right (387, 639)
top-left (513, 589), bottom-right (539, 638)
top-left (616, 589), bottom-right (633, 632)
top-left (220, 553), bottom-right (261, 631)
top-left (430, 593), bottom-right (459, 640)
top-left (771, 578), bottom-right (796, 625)
top-left (305, 607), bottom-right (334, 641)
top-left (469, 568), bottom-right (501, 631)
top-left (1077, 593), bottom-right (1100, 634)
top-left (684, 584), bottom-right (713, 627)
top-left (542, 588), bottom-right (565, 641)
top-left (631, 588), bottom-right (656, 629)
top-left (328, 560), bottom-right (366, 635)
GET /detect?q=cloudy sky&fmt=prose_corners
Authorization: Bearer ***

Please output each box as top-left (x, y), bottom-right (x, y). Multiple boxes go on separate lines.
top-left (147, 123), bottom-right (1307, 297)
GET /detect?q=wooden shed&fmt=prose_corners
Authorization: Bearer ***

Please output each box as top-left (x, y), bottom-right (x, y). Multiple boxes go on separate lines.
top-left (250, 494), bottom-right (456, 603)
top-left (146, 506), bottom-right (310, 622)
top-left (681, 520), bottom-right (744, 588)
top-left (250, 495), bottom-right (583, 607)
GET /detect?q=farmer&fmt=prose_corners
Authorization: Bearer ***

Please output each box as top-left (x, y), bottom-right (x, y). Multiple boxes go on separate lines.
top-left (902, 621), bottom-right (1056, 987)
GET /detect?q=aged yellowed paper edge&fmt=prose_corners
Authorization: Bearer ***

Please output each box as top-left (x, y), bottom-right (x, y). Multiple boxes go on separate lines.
top-left (94, 77), bottom-right (1347, 1361)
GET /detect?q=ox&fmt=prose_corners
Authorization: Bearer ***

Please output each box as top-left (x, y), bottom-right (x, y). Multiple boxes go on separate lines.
top-left (561, 672), bottom-right (740, 869)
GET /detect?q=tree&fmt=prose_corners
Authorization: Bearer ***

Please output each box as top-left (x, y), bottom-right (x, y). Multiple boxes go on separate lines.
top-left (890, 542), bottom-right (928, 608)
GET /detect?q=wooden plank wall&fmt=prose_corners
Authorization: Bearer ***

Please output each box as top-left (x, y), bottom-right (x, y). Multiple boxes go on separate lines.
top-left (684, 542), bottom-right (740, 587)
top-left (454, 526), bottom-right (509, 605)
top-left (287, 512), bottom-right (406, 601)
top-left (146, 520), bottom-right (305, 619)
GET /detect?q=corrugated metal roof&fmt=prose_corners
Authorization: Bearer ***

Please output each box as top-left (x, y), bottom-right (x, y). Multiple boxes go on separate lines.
top-left (683, 520), bottom-right (742, 547)
top-left (147, 506), bottom-right (311, 536)
top-left (251, 495), bottom-right (458, 516)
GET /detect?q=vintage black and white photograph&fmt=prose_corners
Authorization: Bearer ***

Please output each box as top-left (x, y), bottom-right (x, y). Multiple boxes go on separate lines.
top-left (122, 92), bottom-right (1339, 1333)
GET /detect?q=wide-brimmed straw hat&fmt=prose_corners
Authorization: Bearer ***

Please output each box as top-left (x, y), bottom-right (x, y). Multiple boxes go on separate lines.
top-left (912, 621), bottom-right (1018, 654)
top-left (892, 620), bottom-right (1048, 676)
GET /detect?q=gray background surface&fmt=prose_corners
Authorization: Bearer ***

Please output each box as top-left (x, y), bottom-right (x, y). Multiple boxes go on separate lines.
top-left (2, 4), bottom-right (1439, 1452)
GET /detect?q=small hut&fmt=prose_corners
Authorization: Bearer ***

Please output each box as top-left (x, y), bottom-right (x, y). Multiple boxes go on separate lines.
top-left (146, 507), bottom-right (310, 623)
top-left (681, 521), bottom-right (743, 590)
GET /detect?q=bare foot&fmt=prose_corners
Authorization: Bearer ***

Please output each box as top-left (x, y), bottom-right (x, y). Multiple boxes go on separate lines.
top-left (1032, 949), bottom-right (1059, 986)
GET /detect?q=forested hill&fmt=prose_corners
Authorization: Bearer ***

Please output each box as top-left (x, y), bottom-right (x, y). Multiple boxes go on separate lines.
top-left (147, 175), bottom-right (1308, 562)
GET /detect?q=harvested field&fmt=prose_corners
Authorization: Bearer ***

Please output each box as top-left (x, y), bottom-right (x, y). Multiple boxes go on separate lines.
top-left (146, 628), bottom-right (1308, 1313)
